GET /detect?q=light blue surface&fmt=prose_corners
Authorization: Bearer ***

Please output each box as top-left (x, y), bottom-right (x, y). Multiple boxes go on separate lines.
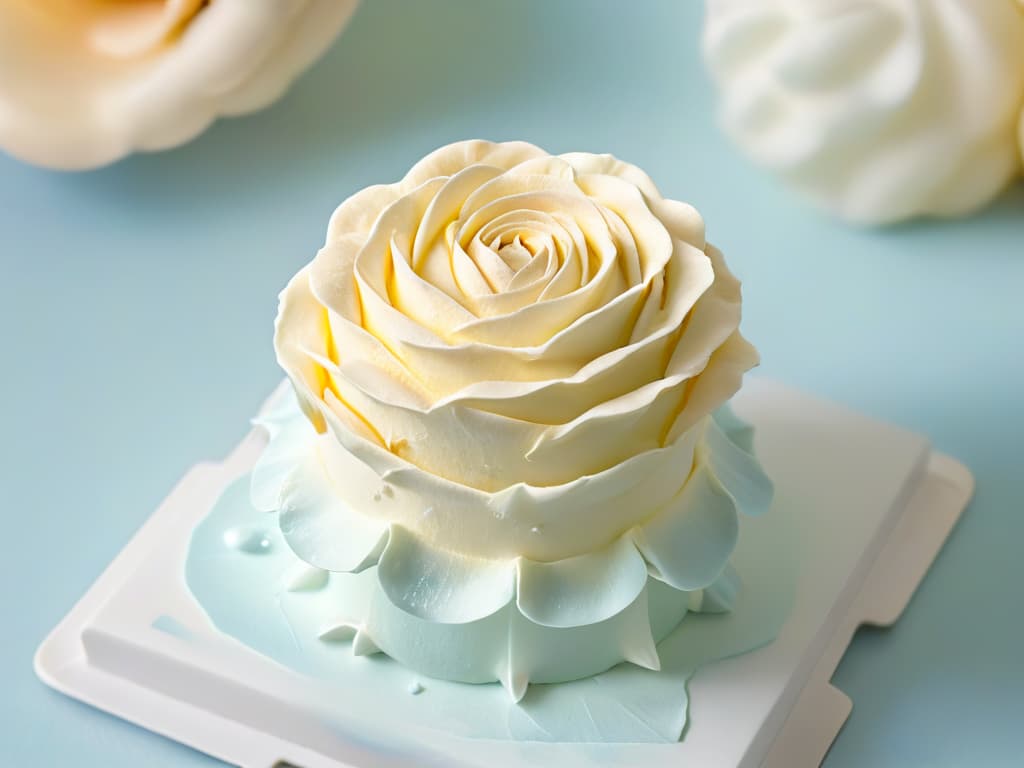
top-left (1, 1), bottom-right (1021, 766)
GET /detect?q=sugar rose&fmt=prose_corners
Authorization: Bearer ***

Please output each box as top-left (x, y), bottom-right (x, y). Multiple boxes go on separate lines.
top-left (263, 140), bottom-right (772, 697)
top-left (0, 0), bottom-right (359, 169)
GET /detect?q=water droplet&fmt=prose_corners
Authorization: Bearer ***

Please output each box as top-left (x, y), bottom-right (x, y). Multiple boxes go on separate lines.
top-left (381, 485), bottom-right (394, 498)
top-left (372, 491), bottom-right (382, 502)
top-left (408, 681), bottom-right (424, 695)
top-left (530, 525), bottom-right (543, 535)
top-left (422, 506), bottom-right (435, 518)
top-left (223, 526), bottom-right (273, 555)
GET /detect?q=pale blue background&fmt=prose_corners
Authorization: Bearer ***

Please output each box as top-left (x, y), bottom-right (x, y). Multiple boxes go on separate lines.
top-left (2, 1), bottom-right (1021, 766)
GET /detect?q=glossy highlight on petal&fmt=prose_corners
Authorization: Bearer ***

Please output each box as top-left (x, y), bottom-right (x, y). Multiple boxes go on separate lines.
top-left (633, 462), bottom-right (740, 592)
top-left (516, 536), bottom-right (648, 628)
top-left (278, 449), bottom-right (388, 573)
top-left (377, 526), bottom-right (515, 624)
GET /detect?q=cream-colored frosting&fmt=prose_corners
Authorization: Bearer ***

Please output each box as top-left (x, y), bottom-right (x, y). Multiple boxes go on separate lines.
top-left (704, 0), bottom-right (1024, 223)
top-left (264, 140), bottom-right (772, 698)
top-left (275, 140), bottom-right (760, 563)
top-left (0, 0), bottom-right (359, 169)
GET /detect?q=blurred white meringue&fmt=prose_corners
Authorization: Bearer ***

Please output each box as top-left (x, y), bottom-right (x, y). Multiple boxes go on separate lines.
top-left (704, 0), bottom-right (1024, 223)
top-left (0, 0), bottom-right (359, 169)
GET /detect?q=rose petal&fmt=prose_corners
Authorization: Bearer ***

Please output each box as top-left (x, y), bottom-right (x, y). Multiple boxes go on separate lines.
top-left (88, 0), bottom-right (205, 58)
top-left (525, 373), bottom-right (688, 469)
top-left (274, 265), bottom-right (332, 432)
top-left (667, 330), bottom-right (760, 443)
top-left (691, 564), bottom-right (740, 614)
top-left (704, 413), bottom-right (774, 518)
top-left (377, 525), bottom-right (515, 623)
top-left (315, 393), bottom-right (702, 562)
top-left (404, 140), bottom-right (549, 188)
top-left (632, 460), bottom-right (739, 591)
top-left (250, 382), bottom-right (315, 512)
top-left (278, 444), bottom-right (389, 573)
top-left (713, 402), bottom-right (756, 454)
top-left (412, 163), bottom-right (504, 270)
top-left (516, 536), bottom-right (648, 628)
top-left (559, 152), bottom-right (664, 200)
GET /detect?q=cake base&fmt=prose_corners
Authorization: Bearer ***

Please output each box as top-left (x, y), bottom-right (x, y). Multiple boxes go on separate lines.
top-left (35, 379), bottom-right (972, 768)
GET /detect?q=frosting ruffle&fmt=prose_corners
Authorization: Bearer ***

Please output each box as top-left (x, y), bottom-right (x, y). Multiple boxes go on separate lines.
top-left (251, 384), bottom-right (772, 700)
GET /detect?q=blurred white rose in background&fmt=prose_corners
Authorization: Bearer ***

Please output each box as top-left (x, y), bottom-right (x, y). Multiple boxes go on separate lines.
top-left (0, 0), bottom-right (359, 169)
top-left (704, 0), bottom-right (1024, 224)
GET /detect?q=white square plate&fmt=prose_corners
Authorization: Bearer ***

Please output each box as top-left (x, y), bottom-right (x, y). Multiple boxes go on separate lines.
top-left (36, 380), bottom-right (972, 768)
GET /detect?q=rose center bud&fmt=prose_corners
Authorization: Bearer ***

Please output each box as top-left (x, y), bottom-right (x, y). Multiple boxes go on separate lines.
top-left (18, 0), bottom-right (205, 57)
top-left (495, 235), bottom-right (534, 272)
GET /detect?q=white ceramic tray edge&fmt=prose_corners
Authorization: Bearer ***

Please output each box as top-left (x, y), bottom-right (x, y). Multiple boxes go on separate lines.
top-left (759, 452), bottom-right (973, 768)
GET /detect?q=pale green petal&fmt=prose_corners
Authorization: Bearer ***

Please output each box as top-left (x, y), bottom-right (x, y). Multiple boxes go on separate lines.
top-left (278, 451), bottom-right (388, 573)
top-left (516, 536), bottom-right (648, 628)
top-left (633, 463), bottom-right (739, 591)
top-left (377, 525), bottom-right (515, 624)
